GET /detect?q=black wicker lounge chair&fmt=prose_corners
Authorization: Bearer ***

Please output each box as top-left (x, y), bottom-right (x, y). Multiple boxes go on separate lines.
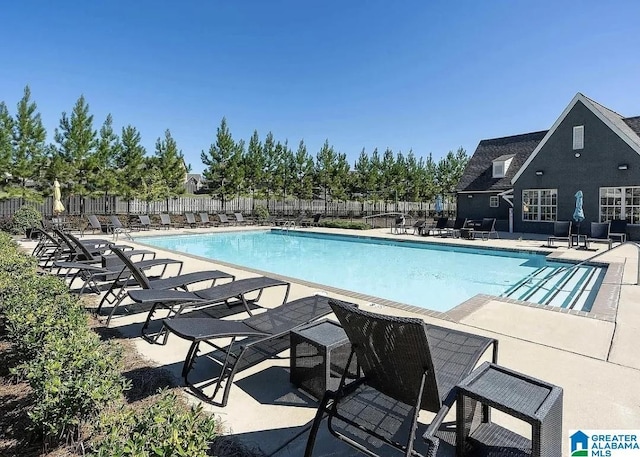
top-left (424, 217), bottom-right (449, 236)
top-left (96, 246), bottom-right (236, 327)
top-left (547, 221), bottom-right (572, 248)
top-left (159, 213), bottom-right (181, 229)
top-left (233, 212), bottom-right (253, 225)
top-left (199, 212), bottom-right (214, 227)
top-left (108, 215), bottom-right (134, 241)
top-left (217, 213), bottom-right (232, 226)
top-left (476, 217), bottom-right (499, 240)
top-left (586, 222), bottom-right (612, 250)
top-left (161, 294), bottom-right (334, 407)
top-left (127, 275), bottom-right (290, 342)
top-left (184, 212), bottom-right (199, 228)
top-left (304, 299), bottom-right (498, 457)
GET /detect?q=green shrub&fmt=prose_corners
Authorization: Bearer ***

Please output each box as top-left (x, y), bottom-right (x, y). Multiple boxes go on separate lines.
top-left (254, 205), bottom-right (269, 222)
top-left (318, 219), bottom-right (371, 230)
top-left (9, 205), bottom-right (43, 235)
top-left (21, 330), bottom-right (127, 442)
top-left (91, 391), bottom-right (218, 457)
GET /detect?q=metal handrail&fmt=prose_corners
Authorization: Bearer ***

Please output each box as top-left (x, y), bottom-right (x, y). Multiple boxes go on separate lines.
top-left (545, 240), bottom-right (640, 287)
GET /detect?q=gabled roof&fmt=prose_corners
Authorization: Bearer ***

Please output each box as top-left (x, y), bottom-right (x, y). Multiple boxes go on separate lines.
top-left (493, 154), bottom-right (515, 162)
top-left (512, 93), bottom-right (640, 183)
top-left (456, 131), bottom-right (547, 192)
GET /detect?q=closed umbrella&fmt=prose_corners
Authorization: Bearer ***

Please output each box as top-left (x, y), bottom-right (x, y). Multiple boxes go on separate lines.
top-left (435, 195), bottom-right (443, 214)
top-left (573, 190), bottom-right (584, 234)
top-left (53, 179), bottom-right (65, 214)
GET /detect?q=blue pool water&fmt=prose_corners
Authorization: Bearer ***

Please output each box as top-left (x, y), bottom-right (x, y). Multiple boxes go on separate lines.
top-left (138, 230), bottom-right (586, 312)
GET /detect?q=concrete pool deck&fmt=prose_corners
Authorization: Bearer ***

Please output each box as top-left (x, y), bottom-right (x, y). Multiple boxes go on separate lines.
top-left (23, 225), bottom-right (640, 455)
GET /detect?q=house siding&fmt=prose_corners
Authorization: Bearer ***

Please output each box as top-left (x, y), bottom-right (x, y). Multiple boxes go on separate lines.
top-left (457, 192), bottom-right (509, 227)
top-left (513, 100), bottom-right (640, 234)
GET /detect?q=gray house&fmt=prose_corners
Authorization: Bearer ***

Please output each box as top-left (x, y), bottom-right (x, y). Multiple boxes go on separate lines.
top-left (457, 93), bottom-right (640, 237)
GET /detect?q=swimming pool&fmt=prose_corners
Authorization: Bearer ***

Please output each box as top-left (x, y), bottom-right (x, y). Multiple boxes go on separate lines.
top-left (139, 230), bottom-right (603, 312)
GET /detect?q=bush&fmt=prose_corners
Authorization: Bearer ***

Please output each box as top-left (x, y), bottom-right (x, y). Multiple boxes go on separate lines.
top-left (318, 219), bottom-right (371, 230)
top-left (91, 391), bottom-right (218, 457)
top-left (9, 205), bottom-right (43, 235)
top-left (254, 205), bottom-right (269, 222)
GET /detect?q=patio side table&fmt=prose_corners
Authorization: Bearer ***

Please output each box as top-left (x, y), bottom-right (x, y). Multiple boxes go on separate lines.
top-left (456, 362), bottom-right (563, 457)
top-left (290, 319), bottom-right (357, 400)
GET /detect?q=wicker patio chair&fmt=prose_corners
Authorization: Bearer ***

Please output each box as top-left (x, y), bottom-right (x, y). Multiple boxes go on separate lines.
top-left (547, 221), bottom-right (572, 248)
top-left (304, 299), bottom-right (498, 457)
top-left (161, 294), bottom-right (334, 407)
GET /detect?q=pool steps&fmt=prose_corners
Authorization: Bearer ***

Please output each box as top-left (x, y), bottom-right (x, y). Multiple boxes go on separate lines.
top-left (501, 264), bottom-right (605, 312)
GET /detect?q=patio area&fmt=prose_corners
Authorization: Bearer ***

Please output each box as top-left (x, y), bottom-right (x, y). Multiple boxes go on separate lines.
top-left (23, 224), bottom-right (640, 456)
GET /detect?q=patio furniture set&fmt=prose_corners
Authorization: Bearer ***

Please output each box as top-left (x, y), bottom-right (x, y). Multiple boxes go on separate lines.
top-left (547, 219), bottom-right (627, 250)
top-left (396, 216), bottom-right (499, 240)
top-left (31, 224), bottom-right (563, 457)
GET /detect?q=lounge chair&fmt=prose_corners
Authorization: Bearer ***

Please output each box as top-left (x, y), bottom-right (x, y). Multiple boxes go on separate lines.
top-left (127, 276), bottom-right (290, 341)
top-left (217, 213), bottom-right (232, 226)
top-left (301, 213), bottom-right (322, 228)
top-left (411, 219), bottom-right (427, 235)
top-left (108, 215), bottom-right (134, 241)
top-left (84, 214), bottom-right (108, 235)
top-left (445, 216), bottom-right (468, 238)
top-left (199, 212), bottom-right (214, 227)
top-left (476, 217), bottom-right (499, 240)
top-left (547, 221), bottom-right (572, 248)
top-left (159, 213), bottom-right (179, 229)
top-left (424, 216), bottom-right (449, 236)
top-left (137, 215), bottom-right (153, 230)
top-left (161, 294), bottom-right (334, 406)
top-left (233, 212), bottom-right (253, 225)
top-left (97, 246), bottom-right (236, 327)
top-left (586, 222), bottom-right (612, 250)
top-left (304, 299), bottom-right (498, 457)
top-left (184, 212), bottom-right (198, 228)
top-left (609, 219), bottom-right (627, 244)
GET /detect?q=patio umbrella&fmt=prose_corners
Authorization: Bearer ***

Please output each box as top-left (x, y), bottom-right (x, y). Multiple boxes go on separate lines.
top-left (435, 195), bottom-right (443, 214)
top-left (53, 179), bottom-right (65, 214)
top-left (573, 190), bottom-right (584, 233)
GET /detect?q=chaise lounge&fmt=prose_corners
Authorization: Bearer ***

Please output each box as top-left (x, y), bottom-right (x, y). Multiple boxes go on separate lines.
top-left (547, 221), bottom-right (572, 248)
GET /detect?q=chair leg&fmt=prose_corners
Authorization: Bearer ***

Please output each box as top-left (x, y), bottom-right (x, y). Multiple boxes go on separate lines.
top-left (304, 393), bottom-right (334, 457)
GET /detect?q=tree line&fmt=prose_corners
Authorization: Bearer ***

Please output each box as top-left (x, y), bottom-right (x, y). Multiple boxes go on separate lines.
top-left (0, 85), bottom-right (469, 212)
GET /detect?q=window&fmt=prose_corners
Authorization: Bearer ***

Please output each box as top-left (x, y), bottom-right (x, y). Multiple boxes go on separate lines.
top-left (573, 125), bottom-right (584, 150)
top-left (489, 196), bottom-right (499, 207)
top-left (522, 189), bottom-right (557, 221)
top-left (492, 162), bottom-right (504, 178)
top-left (600, 186), bottom-right (640, 224)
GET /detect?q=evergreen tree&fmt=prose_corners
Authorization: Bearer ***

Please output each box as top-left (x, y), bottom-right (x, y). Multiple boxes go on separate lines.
top-left (332, 152), bottom-right (351, 201)
top-left (201, 117), bottom-right (244, 209)
top-left (10, 86), bottom-right (47, 202)
top-left (154, 129), bottom-right (187, 210)
top-left (243, 130), bottom-right (264, 205)
top-left (436, 147), bottom-right (468, 210)
top-left (380, 148), bottom-right (396, 203)
top-left (53, 95), bottom-right (97, 213)
top-left (260, 132), bottom-right (277, 204)
top-left (116, 125), bottom-right (146, 210)
top-left (94, 114), bottom-right (121, 211)
top-left (315, 140), bottom-right (338, 214)
top-left (0, 102), bottom-right (14, 197)
top-left (291, 140), bottom-right (314, 201)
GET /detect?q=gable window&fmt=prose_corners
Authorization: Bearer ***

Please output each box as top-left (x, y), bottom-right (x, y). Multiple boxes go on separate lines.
top-left (522, 189), bottom-right (557, 222)
top-left (492, 155), bottom-right (513, 179)
top-left (489, 196), bottom-right (499, 208)
top-left (600, 186), bottom-right (640, 224)
top-left (493, 162), bottom-right (504, 178)
top-left (573, 125), bottom-right (584, 150)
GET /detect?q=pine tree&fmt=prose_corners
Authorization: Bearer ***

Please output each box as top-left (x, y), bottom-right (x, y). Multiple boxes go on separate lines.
top-left (154, 129), bottom-right (187, 210)
top-left (10, 86), bottom-right (47, 202)
top-left (116, 125), bottom-right (146, 211)
top-left (201, 117), bottom-right (244, 210)
top-left (94, 114), bottom-right (121, 211)
top-left (0, 102), bottom-right (14, 197)
top-left (243, 130), bottom-right (264, 206)
top-left (291, 140), bottom-right (314, 201)
top-left (315, 140), bottom-right (338, 214)
top-left (53, 95), bottom-right (97, 213)
top-left (260, 132), bottom-right (277, 205)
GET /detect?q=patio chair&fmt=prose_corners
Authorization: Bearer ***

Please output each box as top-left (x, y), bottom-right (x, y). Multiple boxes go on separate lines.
top-left (199, 212), bottom-right (214, 227)
top-left (161, 294), bottom-right (334, 407)
top-left (137, 214), bottom-right (153, 230)
top-left (424, 216), bottom-right (449, 236)
top-left (411, 219), bottom-right (427, 235)
top-left (586, 222), bottom-right (612, 250)
top-left (84, 214), bottom-right (108, 235)
top-left (96, 246), bottom-right (235, 327)
top-left (233, 212), bottom-right (253, 225)
top-left (547, 221), bottom-right (572, 248)
top-left (217, 213), bottom-right (232, 226)
top-left (304, 299), bottom-right (498, 457)
top-left (444, 217), bottom-right (468, 238)
top-left (475, 217), bottom-right (499, 240)
top-left (108, 215), bottom-right (134, 241)
top-left (301, 213), bottom-right (322, 228)
top-left (127, 276), bottom-right (291, 341)
top-left (184, 212), bottom-right (198, 228)
top-left (159, 213), bottom-right (179, 229)
top-left (609, 219), bottom-right (627, 244)
top-left (393, 216), bottom-right (407, 234)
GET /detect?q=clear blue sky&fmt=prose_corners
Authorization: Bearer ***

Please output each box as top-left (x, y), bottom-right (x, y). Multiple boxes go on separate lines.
top-left (1, 1), bottom-right (639, 173)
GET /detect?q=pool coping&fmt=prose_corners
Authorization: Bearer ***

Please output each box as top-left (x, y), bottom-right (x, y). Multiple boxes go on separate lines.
top-left (133, 229), bottom-right (623, 323)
